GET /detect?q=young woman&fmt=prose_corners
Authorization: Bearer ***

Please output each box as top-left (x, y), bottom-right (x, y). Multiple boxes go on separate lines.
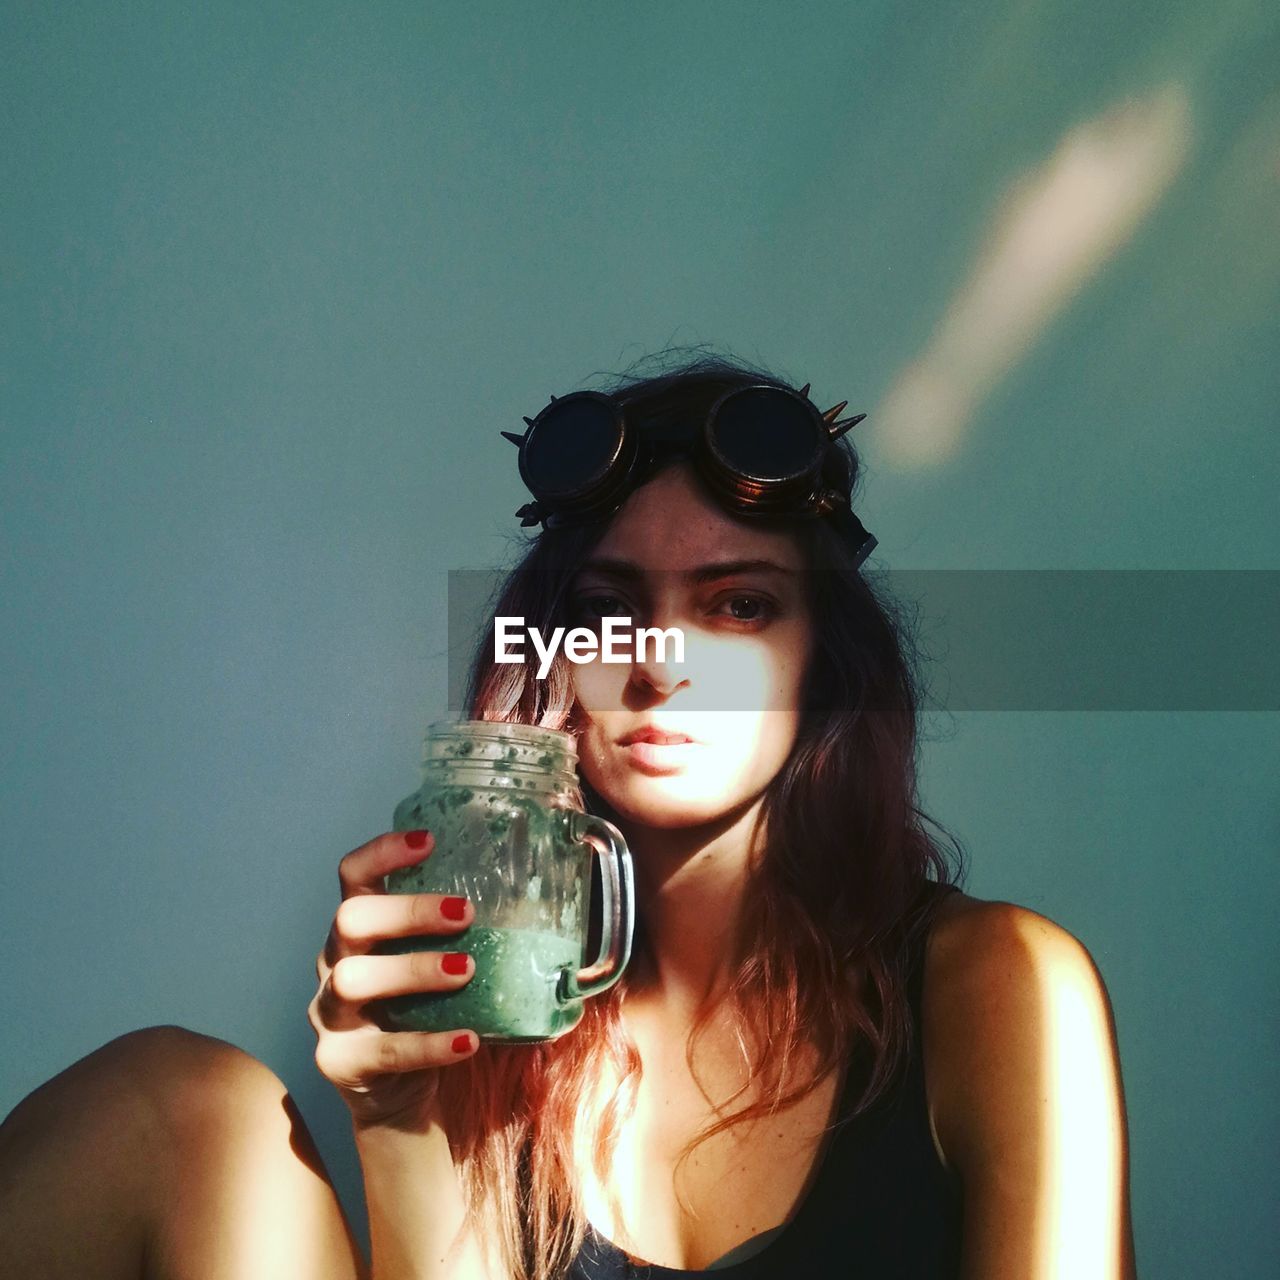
top-left (0, 352), bottom-right (1137, 1280)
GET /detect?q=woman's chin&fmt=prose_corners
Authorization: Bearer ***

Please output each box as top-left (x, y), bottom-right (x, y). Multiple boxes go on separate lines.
top-left (591, 778), bottom-right (749, 831)
top-left (617, 805), bottom-right (720, 831)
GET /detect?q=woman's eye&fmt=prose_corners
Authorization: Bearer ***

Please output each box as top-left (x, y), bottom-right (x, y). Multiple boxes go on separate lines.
top-left (715, 595), bottom-right (778, 625)
top-left (573, 594), bottom-right (633, 624)
top-left (571, 592), bottom-right (777, 628)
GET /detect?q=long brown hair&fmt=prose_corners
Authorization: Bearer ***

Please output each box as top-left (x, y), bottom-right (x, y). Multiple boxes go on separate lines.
top-left (432, 348), bottom-right (967, 1280)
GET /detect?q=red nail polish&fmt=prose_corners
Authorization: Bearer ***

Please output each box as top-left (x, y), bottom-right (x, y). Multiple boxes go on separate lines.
top-left (442, 952), bottom-right (469, 975)
top-left (441, 896), bottom-right (467, 920)
top-left (403, 830), bottom-right (430, 850)
top-left (452, 1033), bottom-right (473, 1054)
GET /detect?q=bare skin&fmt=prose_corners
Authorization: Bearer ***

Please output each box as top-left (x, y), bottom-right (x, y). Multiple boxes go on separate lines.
top-left (0, 1025), bottom-right (366, 1279)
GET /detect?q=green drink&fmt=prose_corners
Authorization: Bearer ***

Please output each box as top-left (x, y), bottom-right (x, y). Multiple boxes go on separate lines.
top-left (380, 926), bottom-right (586, 1041)
top-left (382, 721), bottom-right (633, 1043)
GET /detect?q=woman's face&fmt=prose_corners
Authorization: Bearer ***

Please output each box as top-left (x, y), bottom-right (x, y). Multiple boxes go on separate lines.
top-left (568, 461), bottom-right (815, 829)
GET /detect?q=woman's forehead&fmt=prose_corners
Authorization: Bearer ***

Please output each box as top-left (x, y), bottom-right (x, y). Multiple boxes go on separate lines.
top-left (588, 464), bottom-right (806, 573)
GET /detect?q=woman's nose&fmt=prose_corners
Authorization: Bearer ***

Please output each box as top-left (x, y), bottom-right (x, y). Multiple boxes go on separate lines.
top-left (629, 651), bottom-right (688, 698)
top-left (626, 607), bottom-right (690, 697)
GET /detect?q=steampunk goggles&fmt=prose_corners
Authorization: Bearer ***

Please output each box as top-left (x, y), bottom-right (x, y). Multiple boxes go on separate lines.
top-left (501, 382), bottom-right (877, 570)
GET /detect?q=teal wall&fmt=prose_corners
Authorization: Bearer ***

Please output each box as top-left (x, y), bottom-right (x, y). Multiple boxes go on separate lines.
top-left (3, 3), bottom-right (1277, 1274)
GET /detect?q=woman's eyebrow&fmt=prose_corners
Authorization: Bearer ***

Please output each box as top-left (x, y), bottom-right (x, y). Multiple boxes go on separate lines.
top-left (578, 557), bottom-right (794, 584)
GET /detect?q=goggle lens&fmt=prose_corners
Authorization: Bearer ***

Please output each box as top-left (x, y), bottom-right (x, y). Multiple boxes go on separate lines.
top-left (708, 387), bottom-right (823, 481)
top-left (522, 395), bottom-right (624, 500)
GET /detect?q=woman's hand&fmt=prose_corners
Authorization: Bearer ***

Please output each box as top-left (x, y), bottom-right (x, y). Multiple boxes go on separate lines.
top-left (308, 830), bottom-right (478, 1131)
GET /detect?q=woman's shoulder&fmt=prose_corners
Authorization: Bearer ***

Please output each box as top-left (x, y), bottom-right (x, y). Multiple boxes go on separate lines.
top-left (920, 888), bottom-right (1123, 1179)
top-left (924, 887), bottom-right (1099, 978)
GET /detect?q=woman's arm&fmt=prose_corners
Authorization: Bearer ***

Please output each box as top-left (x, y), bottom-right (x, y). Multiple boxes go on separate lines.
top-left (308, 830), bottom-right (504, 1279)
top-left (355, 1105), bottom-right (502, 1280)
top-left (931, 901), bottom-right (1138, 1279)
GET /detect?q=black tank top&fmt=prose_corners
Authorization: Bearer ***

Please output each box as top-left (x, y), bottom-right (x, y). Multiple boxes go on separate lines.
top-left (566, 883), bottom-right (965, 1279)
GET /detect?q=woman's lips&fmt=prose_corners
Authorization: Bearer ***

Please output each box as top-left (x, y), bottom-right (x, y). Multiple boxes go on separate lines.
top-left (621, 740), bottom-right (697, 774)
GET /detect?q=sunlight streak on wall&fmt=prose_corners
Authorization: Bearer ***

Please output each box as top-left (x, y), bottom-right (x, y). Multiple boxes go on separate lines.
top-left (877, 85), bottom-right (1193, 467)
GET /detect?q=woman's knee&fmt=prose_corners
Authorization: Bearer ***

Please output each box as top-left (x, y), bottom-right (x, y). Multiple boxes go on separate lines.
top-left (2, 1026), bottom-right (179, 1151)
top-left (2, 1028), bottom-right (363, 1279)
top-left (97, 1025), bottom-right (297, 1151)
top-left (126, 1031), bottom-right (368, 1279)
top-left (3, 1025), bottom-right (286, 1164)
top-left (94, 1023), bottom-right (271, 1090)
top-left (0, 1026), bottom-right (220, 1277)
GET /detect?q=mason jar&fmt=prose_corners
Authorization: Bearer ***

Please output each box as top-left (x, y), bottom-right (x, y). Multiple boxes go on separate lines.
top-left (380, 719), bottom-right (634, 1042)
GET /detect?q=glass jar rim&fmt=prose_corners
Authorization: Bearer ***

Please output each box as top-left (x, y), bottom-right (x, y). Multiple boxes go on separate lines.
top-left (424, 719), bottom-right (577, 754)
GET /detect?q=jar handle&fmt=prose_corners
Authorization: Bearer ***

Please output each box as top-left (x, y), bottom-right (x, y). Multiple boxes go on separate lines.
top-left (561, 811), bottom-right (634, 1002)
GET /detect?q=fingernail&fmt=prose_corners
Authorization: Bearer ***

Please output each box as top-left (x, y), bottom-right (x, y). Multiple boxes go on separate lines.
top-left (441, 896), bottom-right (467, 921)
top-left (403, 830), bottom-right (431, 850)
top-left (442, 952), bottom-right (469, 975)
top-left (452, 1033), bottom-right (473, 1054)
